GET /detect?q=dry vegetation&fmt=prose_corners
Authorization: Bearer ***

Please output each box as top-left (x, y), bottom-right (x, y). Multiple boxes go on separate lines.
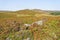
top-left (0, 9), bottom-right (60, 40)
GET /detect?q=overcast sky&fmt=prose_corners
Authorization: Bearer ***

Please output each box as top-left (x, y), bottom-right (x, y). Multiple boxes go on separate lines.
top-left (0, 0), bottom-right (60, 11)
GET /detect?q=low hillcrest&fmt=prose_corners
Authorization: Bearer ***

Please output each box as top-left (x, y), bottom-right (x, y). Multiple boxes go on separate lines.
top-left (16, 9), bottom-right (49, 14)
top-left (0, 9), bottom-right (60, 19)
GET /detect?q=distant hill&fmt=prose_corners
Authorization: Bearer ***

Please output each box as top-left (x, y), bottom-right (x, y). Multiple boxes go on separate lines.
top-left (15, 9), bottom-right (49, 15)
top-left (44, 10), bottom-right (60, 15)
top-left (0, 9), bottom-right (60, 15)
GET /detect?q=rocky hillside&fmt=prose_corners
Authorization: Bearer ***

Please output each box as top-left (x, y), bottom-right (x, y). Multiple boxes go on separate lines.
top-left (0, 9), bottom-right (60, 40)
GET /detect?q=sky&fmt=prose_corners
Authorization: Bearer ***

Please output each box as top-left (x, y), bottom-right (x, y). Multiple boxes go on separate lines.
top-left (0, 0), bottom-right (60, 11)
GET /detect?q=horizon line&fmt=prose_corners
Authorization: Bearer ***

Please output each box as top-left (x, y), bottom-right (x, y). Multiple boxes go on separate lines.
top-left (0, 8), bottom-right (60, 11)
